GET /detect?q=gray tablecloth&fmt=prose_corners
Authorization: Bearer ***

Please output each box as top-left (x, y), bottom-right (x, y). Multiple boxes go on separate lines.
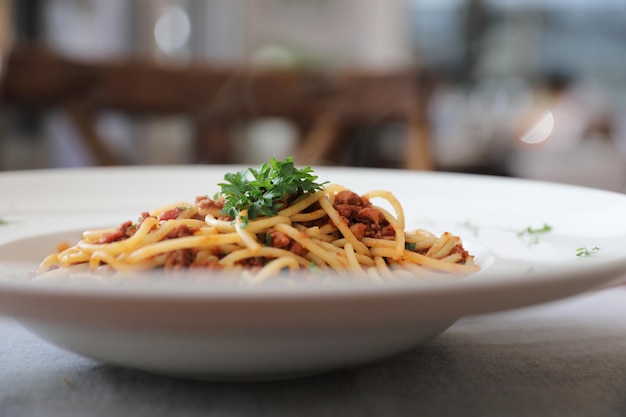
top-left (2, 286), bottom-right (626, 417)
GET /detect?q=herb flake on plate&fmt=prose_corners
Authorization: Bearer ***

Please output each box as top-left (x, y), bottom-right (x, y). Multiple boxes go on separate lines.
top-left (576, 246), bottom-right (600, 258)
top-left (517, 223), bottom-right (552, 246)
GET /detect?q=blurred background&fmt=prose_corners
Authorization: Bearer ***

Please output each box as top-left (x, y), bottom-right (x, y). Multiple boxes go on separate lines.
top-left (1, 0), bottom-right (626, 191)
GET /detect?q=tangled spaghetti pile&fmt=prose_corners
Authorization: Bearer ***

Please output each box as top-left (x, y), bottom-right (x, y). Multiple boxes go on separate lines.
top-left (37, 159), bottom-right (478, 285)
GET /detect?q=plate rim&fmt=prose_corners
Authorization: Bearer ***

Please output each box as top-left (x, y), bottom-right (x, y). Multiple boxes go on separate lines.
top-left (1, 165), bottom-right (626, 315)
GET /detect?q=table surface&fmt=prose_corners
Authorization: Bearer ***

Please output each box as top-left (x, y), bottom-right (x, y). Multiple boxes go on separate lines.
top-left (1, 286), bottom-right (625, 417)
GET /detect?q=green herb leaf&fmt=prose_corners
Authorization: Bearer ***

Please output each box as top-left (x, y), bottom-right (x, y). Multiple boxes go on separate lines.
top-left (309, 261), bottom-right (325, 277)
top-left (405, 242), bottom-right (417, 251)
top-left (517, 223), bottom-right (553, 245)
top-left (219, 156), bottom-right (327, 223)
top-left (576, 246), bottom-right (600, 257)
top-left (518, 223), bottom-right (552, 237)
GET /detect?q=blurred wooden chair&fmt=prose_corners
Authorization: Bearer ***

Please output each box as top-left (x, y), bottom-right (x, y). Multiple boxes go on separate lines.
top-left (296, 70), bottom-right (434, 170)
top-left (0, 43), bottom-right (434, 170)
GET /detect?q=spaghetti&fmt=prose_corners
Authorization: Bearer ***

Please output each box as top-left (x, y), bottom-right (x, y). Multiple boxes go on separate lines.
top-left (36, 183), bottom-right (479, 286)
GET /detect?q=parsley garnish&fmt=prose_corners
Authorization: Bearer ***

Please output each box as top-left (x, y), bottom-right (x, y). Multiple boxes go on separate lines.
top-left (576, 246), bottom-right (600, 257)
top-left (405, 242), bottom-right (417, 251)
top-left (517, 223), bottom-right (552, 245)
top-left (219, 156), bottom-right (327, 224)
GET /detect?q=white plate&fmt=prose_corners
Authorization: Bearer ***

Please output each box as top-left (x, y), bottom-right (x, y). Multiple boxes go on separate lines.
top-left (1, 166), bottom-right (626, 381)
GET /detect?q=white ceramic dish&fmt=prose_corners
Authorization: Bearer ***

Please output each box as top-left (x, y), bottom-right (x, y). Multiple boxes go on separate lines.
top-left (1, 166), bottom-right (626, 381)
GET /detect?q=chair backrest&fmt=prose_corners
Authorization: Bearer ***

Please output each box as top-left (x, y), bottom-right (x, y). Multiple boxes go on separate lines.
top-left (0, 43), bottom-right (434, 169)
